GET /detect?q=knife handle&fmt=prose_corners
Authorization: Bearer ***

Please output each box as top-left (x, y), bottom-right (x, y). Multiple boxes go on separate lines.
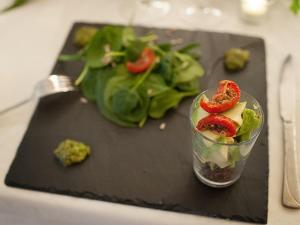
top-left (283, 121), bottom-right (300, 208)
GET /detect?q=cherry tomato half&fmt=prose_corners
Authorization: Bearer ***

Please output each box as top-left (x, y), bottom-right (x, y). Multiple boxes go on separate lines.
top-left (126, 48), bottom-right (155, 74)
top-left (196, 114), bottom-right (237, 137)
top-left (200, 80), bottom-right (240, 113)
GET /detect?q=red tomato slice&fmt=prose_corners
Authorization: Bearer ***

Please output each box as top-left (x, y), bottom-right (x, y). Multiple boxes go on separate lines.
top-left (126, 48), bottom-right (155, 74)
top-left (200, 80), bottom-right (240, 113)
top-left (196, 114), bottom-right (237, 137)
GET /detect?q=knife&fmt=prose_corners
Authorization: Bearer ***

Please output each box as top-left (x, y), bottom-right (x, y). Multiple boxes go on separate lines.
top-left (279, 54), bottom-right (300, 208)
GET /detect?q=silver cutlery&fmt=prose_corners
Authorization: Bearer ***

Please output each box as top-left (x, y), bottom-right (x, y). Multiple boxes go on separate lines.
top-left (279, 54), bottom-right (300, 208)
top-left (0, 75), bottom-right (76, 115)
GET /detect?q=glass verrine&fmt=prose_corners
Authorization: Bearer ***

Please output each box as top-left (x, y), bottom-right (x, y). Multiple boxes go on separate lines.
top-left (120, 0), bottom-right (171, 23)
top-left (190, 89), bottom-right (264, 188)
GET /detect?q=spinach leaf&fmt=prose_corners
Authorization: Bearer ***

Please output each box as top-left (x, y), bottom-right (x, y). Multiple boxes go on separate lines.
top-left (173, 52), bottom-right (204, 85)
top-left (125, 39), bottom-right (146, 61)
top-left (95, 66), bottom-right (137, 127)
top-left (143, 73), bottom-right (170, 97)
top-left (157, 43), bottom-right (172, 52)
top-left (156, 51), bottom-right (204, 88)
top-left (176, 77), bottom-right (200, 92)
top-left (178, 43), bottom-right (199, 53)
top-left (81, 68), bottom-right (102, 101)
top-left (84, 26), bottom-right (123, 68)
top-left (103, 73), bottom-right (146, 126)
top-left (125, 32), bottom-right (157, 61)
top-left (97, 64), bottom-right (155, 127)
top-left (122, 26), bottom-right (136, 47)
top-left (178, 43), bottom-right (201, 58)
top-left (59, 53), bottom-right (83, 62)
top-left (155, 52), bottom-right (174, 85)
top-left (112, 89), bottom-right (140, 115)
top-left (111, 86), bottom-right (149, 126)
top-left (59, 44), bottom-right (88, 62)
top-left (149, 89), bottom-right (198, 119)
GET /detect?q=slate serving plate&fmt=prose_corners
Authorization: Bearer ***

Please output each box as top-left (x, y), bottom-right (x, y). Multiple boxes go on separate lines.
top-left (5, 22), bottom-right (269, 224)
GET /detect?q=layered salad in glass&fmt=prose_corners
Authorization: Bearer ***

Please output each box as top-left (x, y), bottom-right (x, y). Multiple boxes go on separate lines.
top-left (190, 80), bottom-right (264, 187)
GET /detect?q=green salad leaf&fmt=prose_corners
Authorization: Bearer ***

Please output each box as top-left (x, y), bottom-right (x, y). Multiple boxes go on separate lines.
top-left (143, 73), bottom-right (170, 97)
top-left (81, 67), bottom-right (101, 101)
top-left (59, 25), bottom-right (204, 127)
top-left (173, 52), bottom-right (204, 85)
top-left (84, 26), bottom-right (123, 68)
top-left (149, 89), bottom-right (198, 119)
top-left (122, 26), bottom-right (136, 47)
top-left (237, 108), bottom-right (261, 142)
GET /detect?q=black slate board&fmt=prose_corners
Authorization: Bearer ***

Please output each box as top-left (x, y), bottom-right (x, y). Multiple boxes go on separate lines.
top-left (5, 22), bottom-right (269, 224)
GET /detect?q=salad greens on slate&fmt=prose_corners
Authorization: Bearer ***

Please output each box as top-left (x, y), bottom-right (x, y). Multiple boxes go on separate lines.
top-left (59, 25), bottom-right (204, 127)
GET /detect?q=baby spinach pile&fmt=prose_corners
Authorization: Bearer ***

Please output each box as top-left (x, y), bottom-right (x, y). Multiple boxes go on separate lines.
top-left (59, 25), bottom-right (204, 127)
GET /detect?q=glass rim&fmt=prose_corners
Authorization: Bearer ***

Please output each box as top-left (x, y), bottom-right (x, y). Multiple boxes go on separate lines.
top-left (189, 88), bottom-right (265, 146)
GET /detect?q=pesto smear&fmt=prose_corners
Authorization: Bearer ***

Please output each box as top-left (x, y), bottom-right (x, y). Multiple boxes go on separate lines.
top-left (54, 139), bottom-right (91, 167)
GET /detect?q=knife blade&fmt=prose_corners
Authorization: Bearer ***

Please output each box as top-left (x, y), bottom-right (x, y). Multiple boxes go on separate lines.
top-left (279, 54), bottom-right (300, 208)
top-left (280, 54), bottom-right (295, 122)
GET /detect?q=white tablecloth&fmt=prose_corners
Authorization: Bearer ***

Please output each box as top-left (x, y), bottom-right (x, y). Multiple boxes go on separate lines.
top-left (1, 0), bottom-right (300, 224)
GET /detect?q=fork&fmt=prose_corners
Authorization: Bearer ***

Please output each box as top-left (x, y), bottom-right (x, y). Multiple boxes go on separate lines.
top-left (0, 75), bottom-right (76, 115)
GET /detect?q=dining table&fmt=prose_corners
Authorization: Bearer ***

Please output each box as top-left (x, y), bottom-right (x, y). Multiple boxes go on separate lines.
top-left (0, 0), bottom-right (300, 224)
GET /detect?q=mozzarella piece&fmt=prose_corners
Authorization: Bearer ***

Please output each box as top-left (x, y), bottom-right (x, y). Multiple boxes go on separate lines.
top-left (221, 102), bottom-right (247, 126)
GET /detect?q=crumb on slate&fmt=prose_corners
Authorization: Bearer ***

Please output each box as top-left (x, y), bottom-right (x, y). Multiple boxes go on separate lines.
top-left (80, 97), bottom-right (88, 104)
top-left (159, 122), bottom-right (166, 130)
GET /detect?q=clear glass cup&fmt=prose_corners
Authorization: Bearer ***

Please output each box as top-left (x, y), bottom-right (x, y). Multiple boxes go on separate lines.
top-left (190, 89), bottom-right (264, 188)
top-left (120, 0), bottom-right (171, 23)
top-left (179, 0), bottom-right (226, 28)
